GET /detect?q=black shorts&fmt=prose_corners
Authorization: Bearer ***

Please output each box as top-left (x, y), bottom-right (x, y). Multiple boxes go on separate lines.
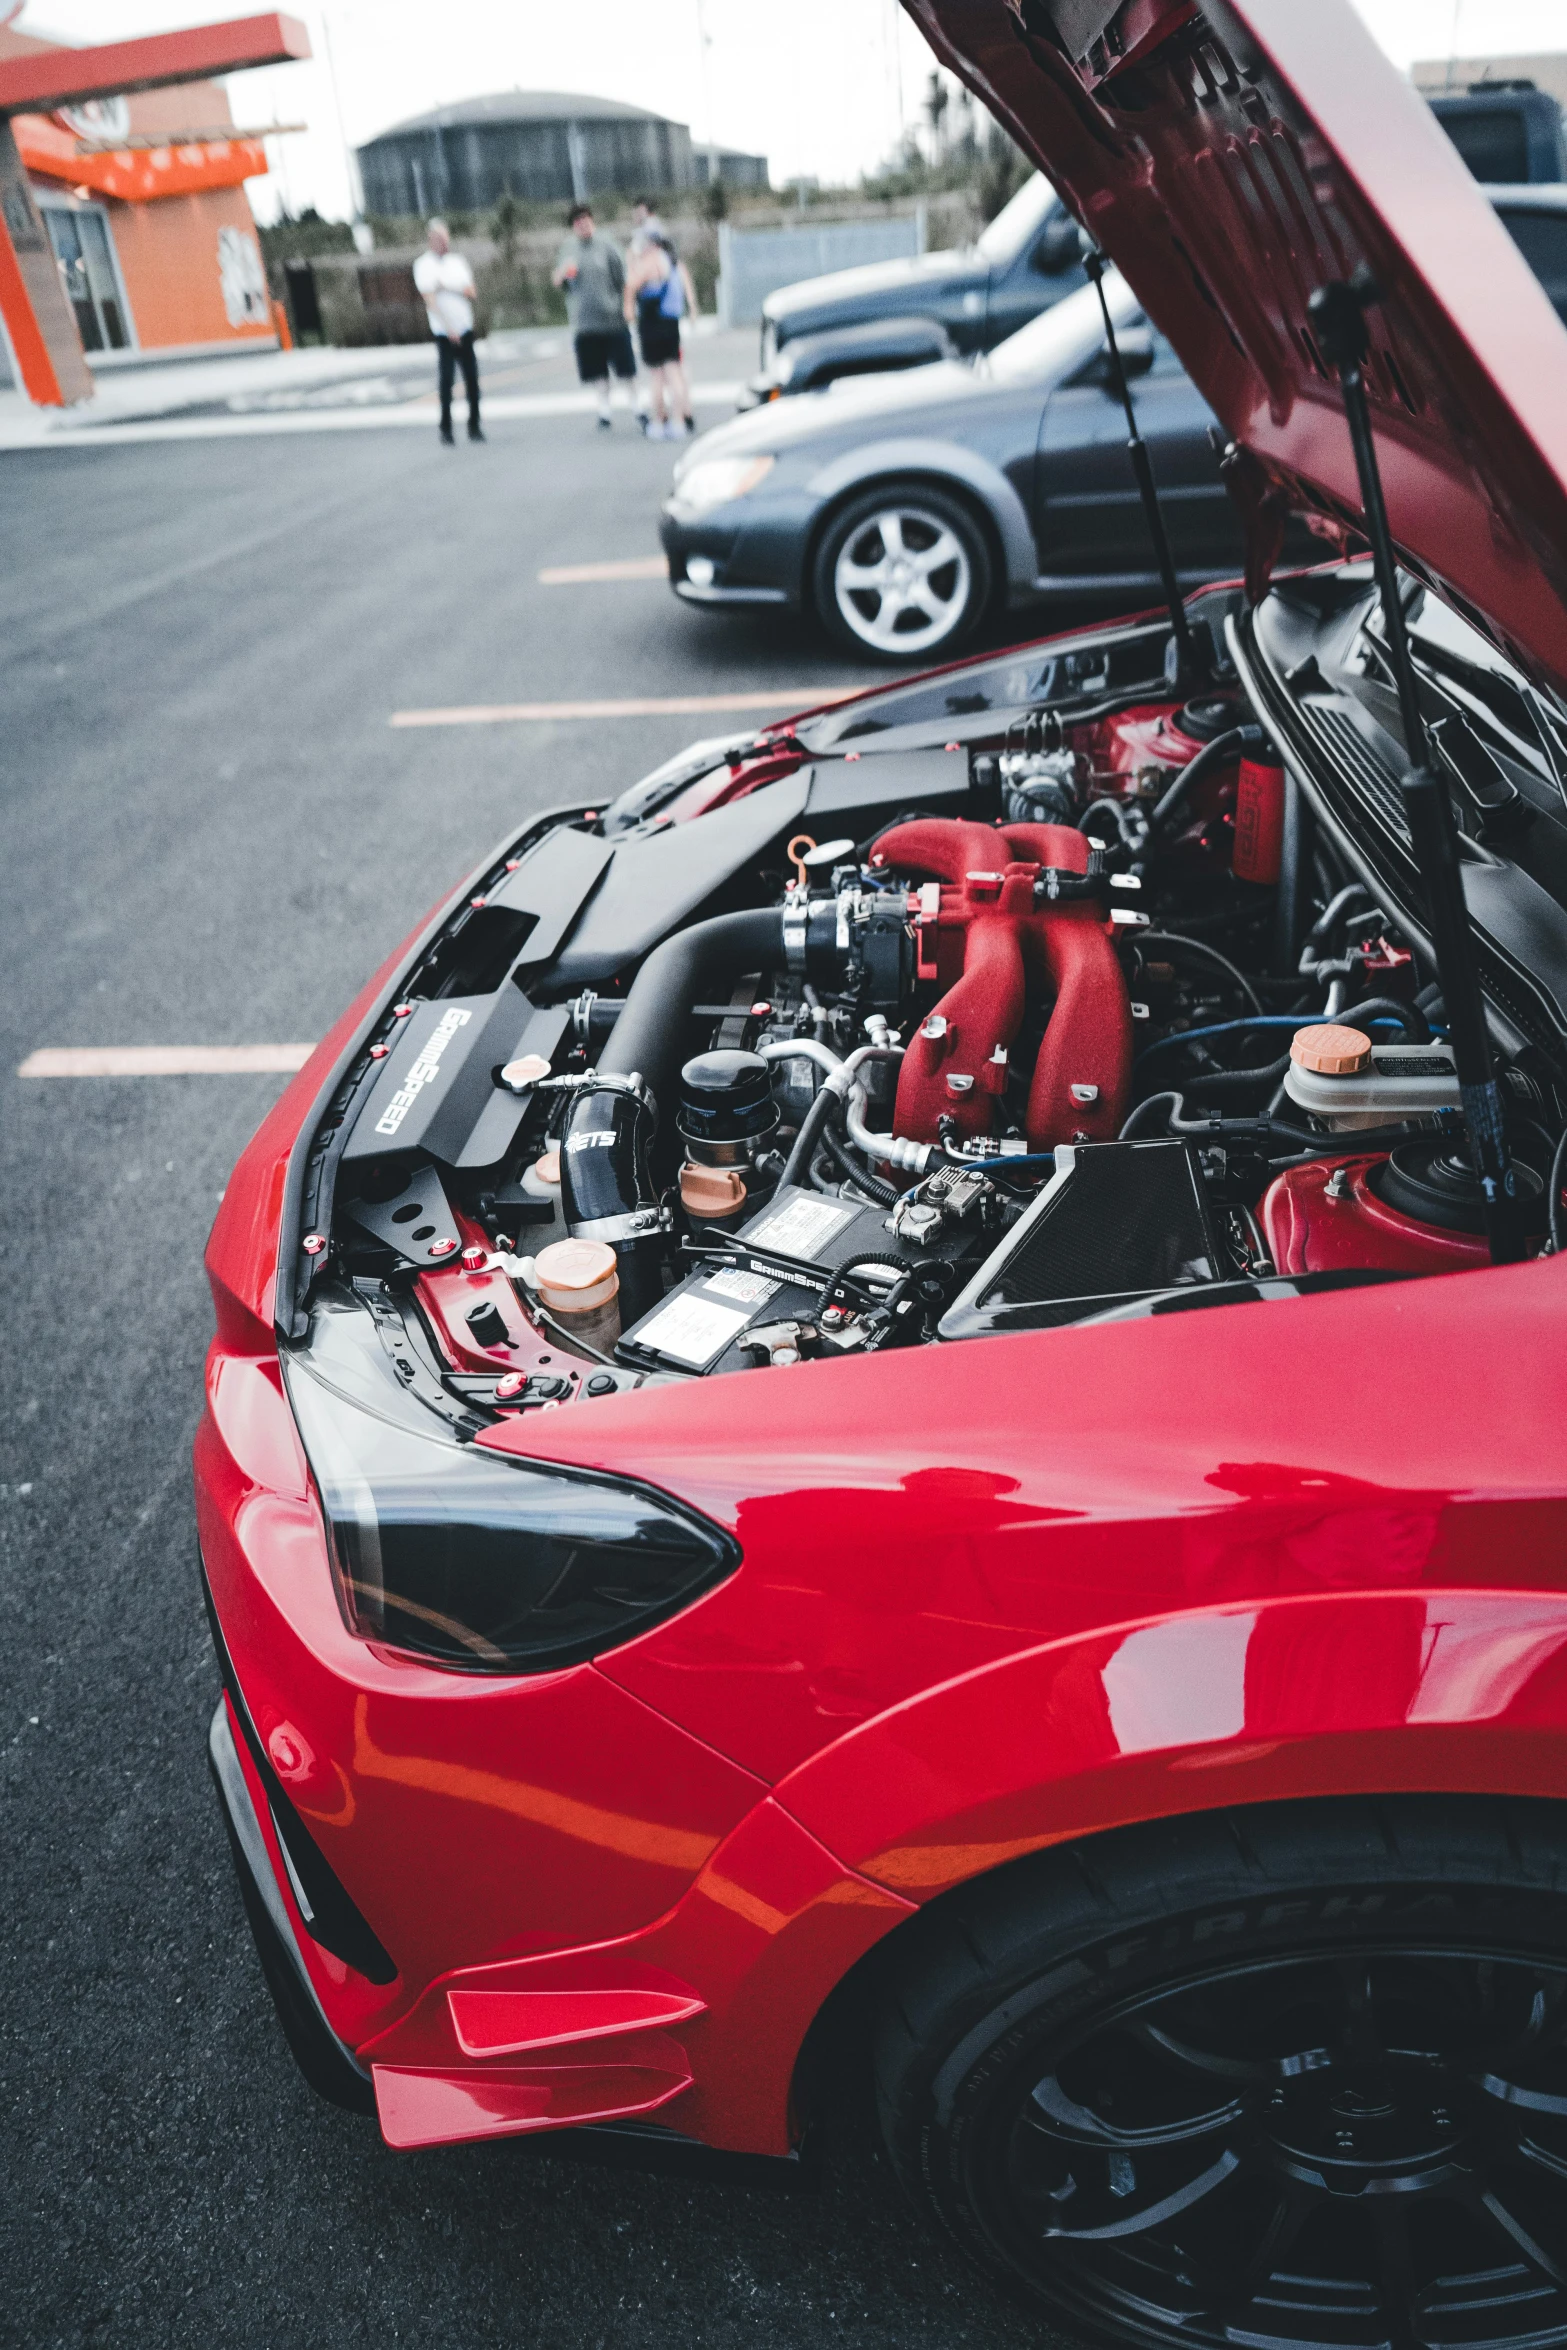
top-left (637, 309), bottom-right (682, 368)
top-left (575, 327), bottom-right (636, 383)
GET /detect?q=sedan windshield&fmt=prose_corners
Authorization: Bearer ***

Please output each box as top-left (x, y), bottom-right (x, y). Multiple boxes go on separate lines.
top-left (982, 269), bottom-right (1141, 389)
top-left (973, 172), bottom-right (1061, 265)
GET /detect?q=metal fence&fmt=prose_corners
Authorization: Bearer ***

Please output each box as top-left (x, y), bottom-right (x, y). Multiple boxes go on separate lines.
top-left (716, 205), bottom-right (927, 329)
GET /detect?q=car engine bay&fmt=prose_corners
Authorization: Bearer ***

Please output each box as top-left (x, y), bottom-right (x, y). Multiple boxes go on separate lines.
top-left (286, 583), bottom-right (1567, 1453)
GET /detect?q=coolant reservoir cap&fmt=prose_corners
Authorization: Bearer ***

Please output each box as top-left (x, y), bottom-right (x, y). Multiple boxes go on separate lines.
top-left (533, 1237), bottom-right (619, 1314)
top-left (1291, 1023), bottom-right (1372, 1077)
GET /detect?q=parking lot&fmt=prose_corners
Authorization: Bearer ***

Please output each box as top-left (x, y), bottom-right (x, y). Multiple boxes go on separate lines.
top-left (0, 376), bottom-right (1060, 2346)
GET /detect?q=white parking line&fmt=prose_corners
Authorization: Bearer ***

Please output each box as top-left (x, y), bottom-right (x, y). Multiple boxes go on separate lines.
top-left (17, 1044), bottom-right (316, 1078)
top-left (391, 688), bottom-right (858, 728)
top-left (538, 557), bottom-right (668, 584)
top-left (1, 382), bottom-right (745, 453)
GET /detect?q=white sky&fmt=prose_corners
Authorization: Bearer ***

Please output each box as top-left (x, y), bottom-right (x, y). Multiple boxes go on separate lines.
top-left (16, 0), bottom-right (1567, 225)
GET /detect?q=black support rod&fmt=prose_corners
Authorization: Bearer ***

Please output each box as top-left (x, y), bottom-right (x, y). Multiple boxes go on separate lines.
top-left (1308, 273), bottom-right (1522, 1264)
top-left (1082, 244), bottom-right (1203, 689)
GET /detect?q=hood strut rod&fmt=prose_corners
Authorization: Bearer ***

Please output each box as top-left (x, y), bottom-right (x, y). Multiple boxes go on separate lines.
top-left (1309, 273), bottom-right (1522, 1265)
top-left (1082, 245), bottom-right (1203, 689)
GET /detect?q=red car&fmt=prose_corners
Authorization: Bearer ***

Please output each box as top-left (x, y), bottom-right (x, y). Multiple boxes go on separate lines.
top-left (198, 3), bottom-right (1567, 2341)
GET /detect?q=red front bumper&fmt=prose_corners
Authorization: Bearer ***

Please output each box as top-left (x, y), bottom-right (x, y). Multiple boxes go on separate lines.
top-left (196, 1337), bottom-right (912, 2155)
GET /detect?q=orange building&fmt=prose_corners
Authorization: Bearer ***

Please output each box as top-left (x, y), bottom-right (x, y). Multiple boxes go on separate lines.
top-left (0, 18), bottom-right (302, 391)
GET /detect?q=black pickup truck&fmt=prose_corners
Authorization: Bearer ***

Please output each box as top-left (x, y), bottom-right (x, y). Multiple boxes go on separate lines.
top-left (759, 173), bottom-right (1084, 367)
top-left (1427, 79), bottom-right (1567, 183)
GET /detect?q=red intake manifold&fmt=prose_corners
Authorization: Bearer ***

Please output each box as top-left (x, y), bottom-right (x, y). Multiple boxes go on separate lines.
top-left (870, 818), bottom-right (1132, 1149)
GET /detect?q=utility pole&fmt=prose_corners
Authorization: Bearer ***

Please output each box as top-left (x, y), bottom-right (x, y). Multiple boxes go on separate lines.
top-left (317, 3), bottom-right (367, 244)
top-left (694, 0), bottom-right (718, 193)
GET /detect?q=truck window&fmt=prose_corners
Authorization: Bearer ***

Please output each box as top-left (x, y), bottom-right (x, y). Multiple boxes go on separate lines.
top-left (1495, 205), bottom-right (1567, 328)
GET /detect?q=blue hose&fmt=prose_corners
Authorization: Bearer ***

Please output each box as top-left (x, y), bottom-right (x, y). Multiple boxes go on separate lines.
top-left (1137, 1014), bottom-right (1405, 1064)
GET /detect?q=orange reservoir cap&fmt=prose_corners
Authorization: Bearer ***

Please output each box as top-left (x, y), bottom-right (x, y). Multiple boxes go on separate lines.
top-left (1290, 1024), bottom-right (1372, 1076)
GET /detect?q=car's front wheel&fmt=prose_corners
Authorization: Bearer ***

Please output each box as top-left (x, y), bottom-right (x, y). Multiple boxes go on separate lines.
top-left (813, 486), bottom-right (992, 663)
top-left (874, 1798), bottom-right (1567, 2349)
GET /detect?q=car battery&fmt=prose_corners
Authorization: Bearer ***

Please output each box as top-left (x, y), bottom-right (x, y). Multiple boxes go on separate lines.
top-left (616, 1184), bottom-right (940, 1376)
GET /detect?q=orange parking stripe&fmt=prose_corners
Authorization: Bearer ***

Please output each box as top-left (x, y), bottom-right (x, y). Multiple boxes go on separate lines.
top-left (537, 557), bottom-right (668, 584)
top-left (18, 1044), bottom-right (316, 1077)
top-left (390, 689), bottom-right (857, 728)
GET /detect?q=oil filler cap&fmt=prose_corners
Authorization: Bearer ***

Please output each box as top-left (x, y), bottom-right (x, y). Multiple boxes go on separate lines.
top-left (1290, 1023), bottom-right (1372, 1076)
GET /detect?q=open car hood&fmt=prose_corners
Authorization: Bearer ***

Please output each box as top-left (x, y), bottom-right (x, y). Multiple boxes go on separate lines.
top-left (907, 0), bottom-right (1567, 697)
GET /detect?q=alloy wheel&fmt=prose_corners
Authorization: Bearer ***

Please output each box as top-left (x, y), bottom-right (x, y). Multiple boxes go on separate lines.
top-left (985, 1943), bottom-right (1567, 2350)
top-left (832, 504), bottom-right (974, 655)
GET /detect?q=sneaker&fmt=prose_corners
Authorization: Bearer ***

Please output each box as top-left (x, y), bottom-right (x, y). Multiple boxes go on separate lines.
top-left (468, 423), bottom-right (485, 442)
top-left (636, 410), bottom-right (651, 435)
top-left (682, 415), bottom-right (696, 435)
top-left (596, 414), bottom-right (612, 432)
top-left (439, 425), bottom-right (455, 446)
top-left (647, 418), bottom-right (669, 440)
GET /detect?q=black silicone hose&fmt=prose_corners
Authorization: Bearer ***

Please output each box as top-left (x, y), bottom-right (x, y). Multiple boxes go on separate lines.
top-left (1181, 1055), bottom-right (1292, 1101)
top-left (1135, 932), bottom-right (1265, 1016)
top-left (778, 1081), bottom-right (840, 1193)
top-left (1549, 1124), bottom-right (1567, 1255)
top-left (822, 1119), bottom-right (898, 1203)
top-left (1120, 1089), bottom-right (1426, 1156)
top-left (597, 906), bottom-right (786, 1114)
top-left (1334, 995), bottom-right (1432, 1040)
top-left (1148, 725), bottom-right (1263, 834)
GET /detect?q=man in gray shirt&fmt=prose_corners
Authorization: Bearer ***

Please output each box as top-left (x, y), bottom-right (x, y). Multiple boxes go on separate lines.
top-left (552, 204), bottom-right (636, 431)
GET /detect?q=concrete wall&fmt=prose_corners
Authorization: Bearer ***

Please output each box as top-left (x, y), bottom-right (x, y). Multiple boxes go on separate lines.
top-left (716, 208), bottom-right (927, 327)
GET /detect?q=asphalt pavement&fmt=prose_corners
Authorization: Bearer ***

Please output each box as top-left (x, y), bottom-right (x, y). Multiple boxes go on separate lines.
top-left (0, 378), bottom-right (1057, 2347)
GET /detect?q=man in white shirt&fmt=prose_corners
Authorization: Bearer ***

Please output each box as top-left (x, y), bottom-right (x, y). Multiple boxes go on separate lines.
top-left (412, 219), bottom-right (482, 445)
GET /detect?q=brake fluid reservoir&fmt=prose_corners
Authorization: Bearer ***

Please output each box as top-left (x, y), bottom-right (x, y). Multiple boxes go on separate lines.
top-left (1283, 1024), bottom-right (1461, 1131)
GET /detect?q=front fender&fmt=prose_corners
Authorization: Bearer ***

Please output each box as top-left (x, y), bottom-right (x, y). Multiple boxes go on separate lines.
top-left (803, 435), bottom-right (1039, 591)
top-left (775, 1589), bottom-right (1567, 1901)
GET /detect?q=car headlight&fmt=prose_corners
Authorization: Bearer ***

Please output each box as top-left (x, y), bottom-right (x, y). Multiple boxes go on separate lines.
top-left (672, 454), bottom-right (775, 515)
top-left (284, 1330), bottom-right (737, 1674)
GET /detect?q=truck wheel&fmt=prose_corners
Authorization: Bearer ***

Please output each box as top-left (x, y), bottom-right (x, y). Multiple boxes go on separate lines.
top-left (813, 486), bottom-right (992, 663)
top-left (874, 1798), bottom-right (1567, 2348)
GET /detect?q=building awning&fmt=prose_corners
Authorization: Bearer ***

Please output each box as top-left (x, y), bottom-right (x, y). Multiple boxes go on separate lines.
top-left (15, 110), bottom-right (273, 200)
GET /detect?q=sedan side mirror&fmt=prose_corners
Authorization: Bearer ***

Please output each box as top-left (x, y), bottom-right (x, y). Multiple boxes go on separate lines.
top-left (1030, 214), bottom-right (1085, 277)
top-left (1082, 328), bottom-right (1155, 386)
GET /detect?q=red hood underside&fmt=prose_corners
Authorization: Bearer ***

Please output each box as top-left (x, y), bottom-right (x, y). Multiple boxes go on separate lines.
top-left (907, 0), bottom-right (1567, 697)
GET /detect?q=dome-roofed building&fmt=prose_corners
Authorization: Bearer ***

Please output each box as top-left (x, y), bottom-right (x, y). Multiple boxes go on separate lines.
top-left (357, 91), bottom-right (766, 216)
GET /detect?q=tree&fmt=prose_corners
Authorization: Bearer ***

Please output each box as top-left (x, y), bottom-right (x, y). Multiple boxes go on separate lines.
top-left (977, 121), bottom-right (1031, 220)
top-left (490, 188), bottom-right (522, 264)
top-left (925, 70), bottom-right (949, 162)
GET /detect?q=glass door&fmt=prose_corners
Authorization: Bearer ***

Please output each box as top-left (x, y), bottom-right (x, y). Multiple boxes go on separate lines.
top-left (44, 206), bottom-right (130, 353)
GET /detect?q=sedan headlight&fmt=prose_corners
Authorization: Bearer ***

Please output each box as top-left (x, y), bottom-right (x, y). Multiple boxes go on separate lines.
top-left (284, 1316), bottom-right (737, 1674)
top-left (671, 454), bottom-right (775, 515)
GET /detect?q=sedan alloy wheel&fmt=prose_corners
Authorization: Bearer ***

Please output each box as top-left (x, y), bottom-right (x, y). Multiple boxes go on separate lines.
top-left (815, 487), bottom-right (991, 661)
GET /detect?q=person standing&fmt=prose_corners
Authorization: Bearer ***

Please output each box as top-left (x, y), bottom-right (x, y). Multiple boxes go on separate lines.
top-left (413, 218), bottom-right (482, 446)
top-left (626, 232), bottom-right (697, 439)
top-left (551, 203), bottom-right (634, 431)
top-left (624, 197), bottom-right (665, 426)
top-left (627, 197), bottom-right (665, 259)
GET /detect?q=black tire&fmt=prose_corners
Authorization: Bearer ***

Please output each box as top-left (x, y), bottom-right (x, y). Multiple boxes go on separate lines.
top-left (873, 1797), bottom-right (1567, 2350)
top-left (812, 483), bottom-right (993, 664)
